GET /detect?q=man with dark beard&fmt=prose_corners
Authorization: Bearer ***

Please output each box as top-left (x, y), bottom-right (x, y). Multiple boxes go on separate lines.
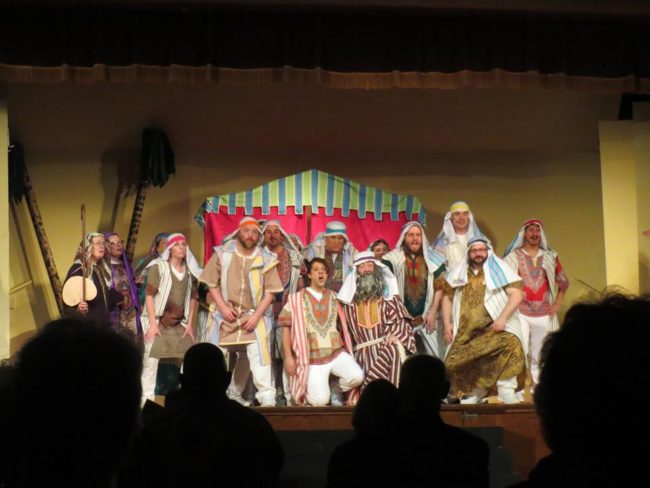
top-left (200, 217), bottom-right (284, 407)
top-left (382, 221), bottom-right (447, 357)
top-left (338, 252), bottom-right (415, 390)
top-left (442, 237), bottom-right (526, 404)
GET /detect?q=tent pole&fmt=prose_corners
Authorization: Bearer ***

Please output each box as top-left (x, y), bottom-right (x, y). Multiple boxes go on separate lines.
top-left (306, 207), bottom-right (312, 245)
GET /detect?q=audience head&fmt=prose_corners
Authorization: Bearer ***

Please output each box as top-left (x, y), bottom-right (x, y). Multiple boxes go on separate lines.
top-left (181, 343), bottom-right (231, 398)
top-left (352, 379), bottom-right (401, 438)
top-left (399, 355), bottom-right (449, 412)
top-left (13, 318), bottom-right (142, 487)
top-left (535, 293), bottom-right (649, 461)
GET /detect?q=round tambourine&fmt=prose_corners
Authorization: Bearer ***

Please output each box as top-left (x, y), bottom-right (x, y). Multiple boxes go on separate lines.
top-left (62, 276), bottom-right (98, 306)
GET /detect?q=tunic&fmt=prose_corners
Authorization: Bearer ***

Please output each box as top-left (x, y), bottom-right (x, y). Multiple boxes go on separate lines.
top-left (512, 249), bottom-right (569, 317)
top-left (324, 250), bottom-right (345, 293)
top-left (146, 263), bottom-right (197, 329)
top-left (279, 288), bottom-right (343, 364)
top-left (200, 248), bottom-right (283, 344)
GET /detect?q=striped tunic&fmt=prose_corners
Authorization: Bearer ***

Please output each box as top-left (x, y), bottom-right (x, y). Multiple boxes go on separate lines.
top-left (340, 296), bottom-right (415, 388)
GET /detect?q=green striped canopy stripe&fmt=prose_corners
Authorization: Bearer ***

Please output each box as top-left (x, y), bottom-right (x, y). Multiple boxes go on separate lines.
top-left (195, 169), bottom-right (425, 227)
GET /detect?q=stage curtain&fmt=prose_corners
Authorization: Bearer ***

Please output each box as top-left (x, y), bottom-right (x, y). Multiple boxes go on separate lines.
top-left (1, 7), bottom-right (649, 92)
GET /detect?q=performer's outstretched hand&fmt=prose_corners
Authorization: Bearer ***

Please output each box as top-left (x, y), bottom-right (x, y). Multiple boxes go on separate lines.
top-left (284, 355), bottom-right (297, 376)
top-left (144, 323), bottom-right (161, 342)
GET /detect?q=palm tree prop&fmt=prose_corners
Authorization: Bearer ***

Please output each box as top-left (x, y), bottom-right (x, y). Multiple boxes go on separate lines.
top-left (9, 142), bottom-right (64, 315)
top-left (125, 128), bottom-right (175, 263)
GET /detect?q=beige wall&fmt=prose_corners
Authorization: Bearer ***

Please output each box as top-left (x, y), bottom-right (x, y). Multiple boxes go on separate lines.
top-left (7, 83), bottom-right (618, 349)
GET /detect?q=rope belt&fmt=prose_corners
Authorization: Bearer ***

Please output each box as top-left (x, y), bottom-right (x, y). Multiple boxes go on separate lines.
top-left (353, 335), bottom-right (407, 363)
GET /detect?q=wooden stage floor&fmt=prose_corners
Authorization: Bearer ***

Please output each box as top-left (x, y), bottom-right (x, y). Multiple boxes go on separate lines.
top-left (259, 403), bottom-right (548, 481)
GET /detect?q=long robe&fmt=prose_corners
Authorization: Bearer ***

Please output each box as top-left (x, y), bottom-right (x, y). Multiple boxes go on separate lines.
top-left (442, 269), bottom-right (525, 397)
top-left (63, 264), bottom-right (123, 325)
top-left (340, 295), bottom-right (415, 388)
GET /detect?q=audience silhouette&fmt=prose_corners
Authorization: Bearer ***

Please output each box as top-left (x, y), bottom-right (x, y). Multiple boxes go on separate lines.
top-left (327, 379), bottom-right (402, 487)
top-left (4, 293), bottom-right (646, 488)
top-left (121, 342), bottom-right (284, 488)
top-left (0, 364), bottom-right (16, 487)
top-left (510, 293), bottom-right (649, 488)
top-left (398, 354), bottom-right (489, 488)
top-left (8, 318), bottom-right (142, 488)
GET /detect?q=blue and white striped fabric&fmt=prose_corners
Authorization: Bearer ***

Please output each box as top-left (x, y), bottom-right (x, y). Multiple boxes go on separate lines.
top-left (194, 169), bottom-right (425, 227)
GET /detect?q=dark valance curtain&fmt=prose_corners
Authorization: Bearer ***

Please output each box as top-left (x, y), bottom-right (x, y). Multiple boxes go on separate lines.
top-left (1, 7), bottom-right (649, 92)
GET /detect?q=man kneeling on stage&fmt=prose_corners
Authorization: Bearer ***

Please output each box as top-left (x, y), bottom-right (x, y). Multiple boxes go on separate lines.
top-left (338, 251), bottom-right (415, 389)
top-left (279, 258), bottom-right (363, 406)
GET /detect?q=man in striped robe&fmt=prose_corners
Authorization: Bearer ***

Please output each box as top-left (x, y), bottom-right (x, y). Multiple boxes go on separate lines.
top-left (441, 237), bottom-right (526, 404)
top-left (338, 252), bottom-right (415, 388)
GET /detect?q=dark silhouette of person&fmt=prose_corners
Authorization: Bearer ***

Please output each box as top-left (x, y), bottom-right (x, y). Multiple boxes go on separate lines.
top-left (510, 293), bottom-right (649, 488)
top-left (398, 354), bottom-right (489, 488)
top-left (122, 342), bottom-right (284, 488)
top-left (9, 318), bottom-right (142, 488)
top-left (0, 364), bottom-right (17, 487)
top-left (327, 379), bottom-right (403, 488)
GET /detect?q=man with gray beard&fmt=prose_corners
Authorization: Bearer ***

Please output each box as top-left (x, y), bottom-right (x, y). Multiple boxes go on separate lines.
top-left (338, 252), bottom-right (416, 391)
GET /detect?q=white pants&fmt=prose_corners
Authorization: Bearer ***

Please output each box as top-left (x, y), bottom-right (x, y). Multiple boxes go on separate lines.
top-left (272, 327), bottom-right (291, 403)
top-left (496, 376), bottom-right (518, 395)
top-left (306, 352), bottom-right (364, 407)
top-left (141, 356), bottom-right (160, 404)
top-left (519, 313), bottom-right (553, 387)
top-left (226, 342), bottom-right (276, 407)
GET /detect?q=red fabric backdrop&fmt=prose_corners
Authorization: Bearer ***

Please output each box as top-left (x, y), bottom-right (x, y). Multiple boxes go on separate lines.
top-left (202, 206), bottom-right (415, 263)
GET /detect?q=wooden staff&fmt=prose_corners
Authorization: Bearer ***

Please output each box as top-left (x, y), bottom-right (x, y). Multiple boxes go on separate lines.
top-left (81, 204), bottom-right (86, 302)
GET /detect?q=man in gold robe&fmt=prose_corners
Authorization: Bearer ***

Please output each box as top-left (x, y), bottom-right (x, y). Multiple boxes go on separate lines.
top-left (441, 237), bottom-right (526, 404)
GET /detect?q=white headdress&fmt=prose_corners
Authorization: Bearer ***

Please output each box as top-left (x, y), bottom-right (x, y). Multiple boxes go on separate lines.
top-left (261, 219), bottom-right (299, 253)
top-left (337, 251), bottom-right (400, 305)
top-left (445, 236), bottom-right (521, 290)
top-left (394, 221), bottom-right (446, 271)
top-left (433, 201), bottom-right (483, 250)
top-left (503, 219), bottom-right (551, 256)
top-left (146, 233), bottom-right (203, 279)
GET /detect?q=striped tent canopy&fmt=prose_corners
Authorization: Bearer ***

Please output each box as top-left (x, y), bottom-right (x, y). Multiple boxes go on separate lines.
top-left (195, 169), bottom-right (426, 262)
top-left (195, 169), bottom-right (425, 225)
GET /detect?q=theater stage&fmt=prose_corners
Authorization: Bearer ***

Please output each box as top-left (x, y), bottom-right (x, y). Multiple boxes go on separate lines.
top-left (259, 403), bottom-right (547, 487)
